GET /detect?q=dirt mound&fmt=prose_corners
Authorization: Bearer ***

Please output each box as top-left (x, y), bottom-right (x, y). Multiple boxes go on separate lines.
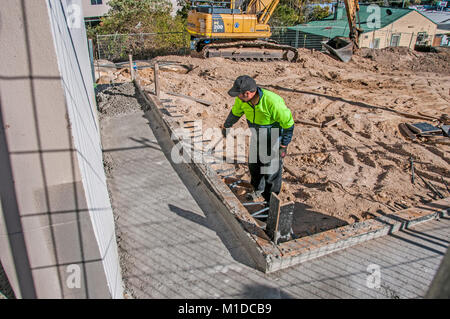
top-left (358, 46), bottom-right (450, 74)
top-left (410, 47), bottom-right (450, 73)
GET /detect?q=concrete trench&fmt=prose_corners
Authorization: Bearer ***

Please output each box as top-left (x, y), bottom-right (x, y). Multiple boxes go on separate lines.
top-left (135, 82), bottom-right (450, 273)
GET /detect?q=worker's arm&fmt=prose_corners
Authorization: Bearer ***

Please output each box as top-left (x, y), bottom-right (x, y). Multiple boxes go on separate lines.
top-left (223, 99), bottom-right (244, 128)
top-left (280, 124), bottom-right (294, 147)
top-left (270, 101), bottom-right (295, 147)
top-left (223, 111), bottom-right (241, 128)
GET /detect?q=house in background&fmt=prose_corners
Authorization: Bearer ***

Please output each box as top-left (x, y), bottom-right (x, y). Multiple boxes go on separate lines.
top-left (283, 4), bottom-right (438, 51)
top-left (82, 0), bottom-right (111, 26)
top-left (421, 10), bottom-right (450, 46)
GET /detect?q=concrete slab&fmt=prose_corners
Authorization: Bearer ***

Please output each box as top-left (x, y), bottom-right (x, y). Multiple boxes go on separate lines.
top-left (100, 85), bottom-right (449, 299)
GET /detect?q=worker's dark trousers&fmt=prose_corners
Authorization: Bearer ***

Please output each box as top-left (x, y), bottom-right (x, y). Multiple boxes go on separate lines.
top-left (248, 128), bottom-right (283, 203)
top-left (249, 158), bottom-right (283, 203)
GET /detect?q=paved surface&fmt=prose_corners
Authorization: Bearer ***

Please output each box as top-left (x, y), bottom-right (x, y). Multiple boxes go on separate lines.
top-left (101, 109), bottom-right (449, 299)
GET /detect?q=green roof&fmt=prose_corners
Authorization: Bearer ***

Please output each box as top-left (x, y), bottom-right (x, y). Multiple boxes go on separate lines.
top-left (287, 5), bottom-right (422, 38)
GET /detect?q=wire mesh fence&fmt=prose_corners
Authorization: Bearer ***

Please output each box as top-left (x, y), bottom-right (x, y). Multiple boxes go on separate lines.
top-left (271, 26), bottom-right (431, 51)
top-left (96, 26), bottom-right (439, 62)
top-left (271, 26), bottom-right (333, 51)
top-left (96, 32), bottom-right (190, 62)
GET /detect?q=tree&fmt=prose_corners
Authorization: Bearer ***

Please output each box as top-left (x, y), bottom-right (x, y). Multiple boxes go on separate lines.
top-left (176, 0), bottom-right (191, 20)
top-left (270, 0), bottom-right (310, 26)
top-left (92, 0), bottom-right (182, 35)
top-left (88, 0), bottom-right (187, 61)
top-left (271, 3), bottom-right (303, 26)
top-left (270, 0), bottom-right (335, 26)
top-left (308, 5), bottom-right (330, 21)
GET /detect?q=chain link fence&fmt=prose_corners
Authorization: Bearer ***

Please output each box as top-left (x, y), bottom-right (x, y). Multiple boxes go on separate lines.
top-left (271, 26), bottom-right (432, 51)
top-left (271, 26), bottom-right (334, 51)
top-left (96, 27), bottom-right (439, 61)
top-left (96, 32), bottom-right (190, 62)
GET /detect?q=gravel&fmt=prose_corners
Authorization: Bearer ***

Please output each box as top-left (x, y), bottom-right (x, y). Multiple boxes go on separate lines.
top-left (96, 83), bottom-right (148, 118)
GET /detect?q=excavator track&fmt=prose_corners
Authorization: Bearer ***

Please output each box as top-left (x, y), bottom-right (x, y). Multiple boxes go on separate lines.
top-left (201, 40), bottom-right (299, 62)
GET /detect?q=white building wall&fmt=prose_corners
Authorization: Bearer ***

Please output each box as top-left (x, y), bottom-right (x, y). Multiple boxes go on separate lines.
top-left (0, 0), bottom-right (122, 299)
top-left (46, 0), bottom-right (122, 298)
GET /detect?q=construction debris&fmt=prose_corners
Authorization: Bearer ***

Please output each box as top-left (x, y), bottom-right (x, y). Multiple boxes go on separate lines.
top-left (417, 172), bottom-right (445, 199)
top-left (322, 117), bottom-right (342, 128)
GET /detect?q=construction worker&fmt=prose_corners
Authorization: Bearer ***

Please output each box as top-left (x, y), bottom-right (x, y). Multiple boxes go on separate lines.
top-left (222, 75), bottom-right (294, 204)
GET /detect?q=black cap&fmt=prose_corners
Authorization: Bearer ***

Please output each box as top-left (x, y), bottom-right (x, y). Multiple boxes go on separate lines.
top-left (228, 75), bottom-right (257, 97)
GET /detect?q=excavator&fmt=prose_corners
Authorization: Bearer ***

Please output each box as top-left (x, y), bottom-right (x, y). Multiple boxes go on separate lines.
top-left (323, 0), bottom-right (362, 62)
top-left (185, 0), bottom-right (362, 62)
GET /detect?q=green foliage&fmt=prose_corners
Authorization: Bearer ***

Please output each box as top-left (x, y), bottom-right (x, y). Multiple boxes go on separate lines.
top-left (271, 4), bottom-right (303, 26)
top-left (107, 0), bottom-right (172, 15)
top-left (88, 0), bottom-right (189, 61)
top-left (308, 6), bottom-right (330, 21)
top-left (271, 0), bottom-right (334, 26)
top-left (176, 0), bottom-right (191, 20)
top-left (93, 0), bottom-right (182, 35)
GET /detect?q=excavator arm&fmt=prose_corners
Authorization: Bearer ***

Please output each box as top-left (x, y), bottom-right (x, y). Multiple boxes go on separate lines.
top-left (343, 0), bottom-right (362, 48)
top-left (245, 0), bottom-right (281, 24)
top-left (323, 0), bottom-right (362, 62)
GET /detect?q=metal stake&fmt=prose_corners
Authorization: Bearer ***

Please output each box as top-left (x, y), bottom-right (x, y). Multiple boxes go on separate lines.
top-left (251, 207), bottom-right (269, 217)
top-left (243, 201), bottom-right (268, 207)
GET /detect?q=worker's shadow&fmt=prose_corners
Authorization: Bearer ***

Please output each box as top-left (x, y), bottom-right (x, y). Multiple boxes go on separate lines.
top-left (168, 203), bottom-right (256, 268)
top-left (292, 202), bottom-right (348, 238)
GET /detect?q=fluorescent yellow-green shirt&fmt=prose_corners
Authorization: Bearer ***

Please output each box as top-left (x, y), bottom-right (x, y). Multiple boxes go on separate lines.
top-left (231, 88), bottom-right (294, 129)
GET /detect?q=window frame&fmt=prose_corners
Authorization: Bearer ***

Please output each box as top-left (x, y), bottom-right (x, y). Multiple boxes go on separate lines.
top-left (374, 38), bottom-right (380, 49)
top-left (390, 33), bottom-right (401, 47)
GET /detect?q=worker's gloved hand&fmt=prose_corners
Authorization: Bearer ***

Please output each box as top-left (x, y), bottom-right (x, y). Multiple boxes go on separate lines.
top-left (280, 145), bottom-right (287, 158)
top-left (222, 127), bottom-right (227, 138)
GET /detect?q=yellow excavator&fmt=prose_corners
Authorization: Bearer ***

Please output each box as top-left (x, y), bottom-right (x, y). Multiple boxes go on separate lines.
top-left (186, 0), bottom-right (298, 61)
top-left (186, 0), bottom-right (361, 62)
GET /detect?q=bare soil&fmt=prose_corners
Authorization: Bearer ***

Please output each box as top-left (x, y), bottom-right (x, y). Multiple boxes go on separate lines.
top-left (101, 46), bottom-right (450, 238)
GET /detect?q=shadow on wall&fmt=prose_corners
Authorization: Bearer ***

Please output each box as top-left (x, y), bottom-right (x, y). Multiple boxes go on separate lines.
top-left (0, 0), bottom-right (112, 298)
